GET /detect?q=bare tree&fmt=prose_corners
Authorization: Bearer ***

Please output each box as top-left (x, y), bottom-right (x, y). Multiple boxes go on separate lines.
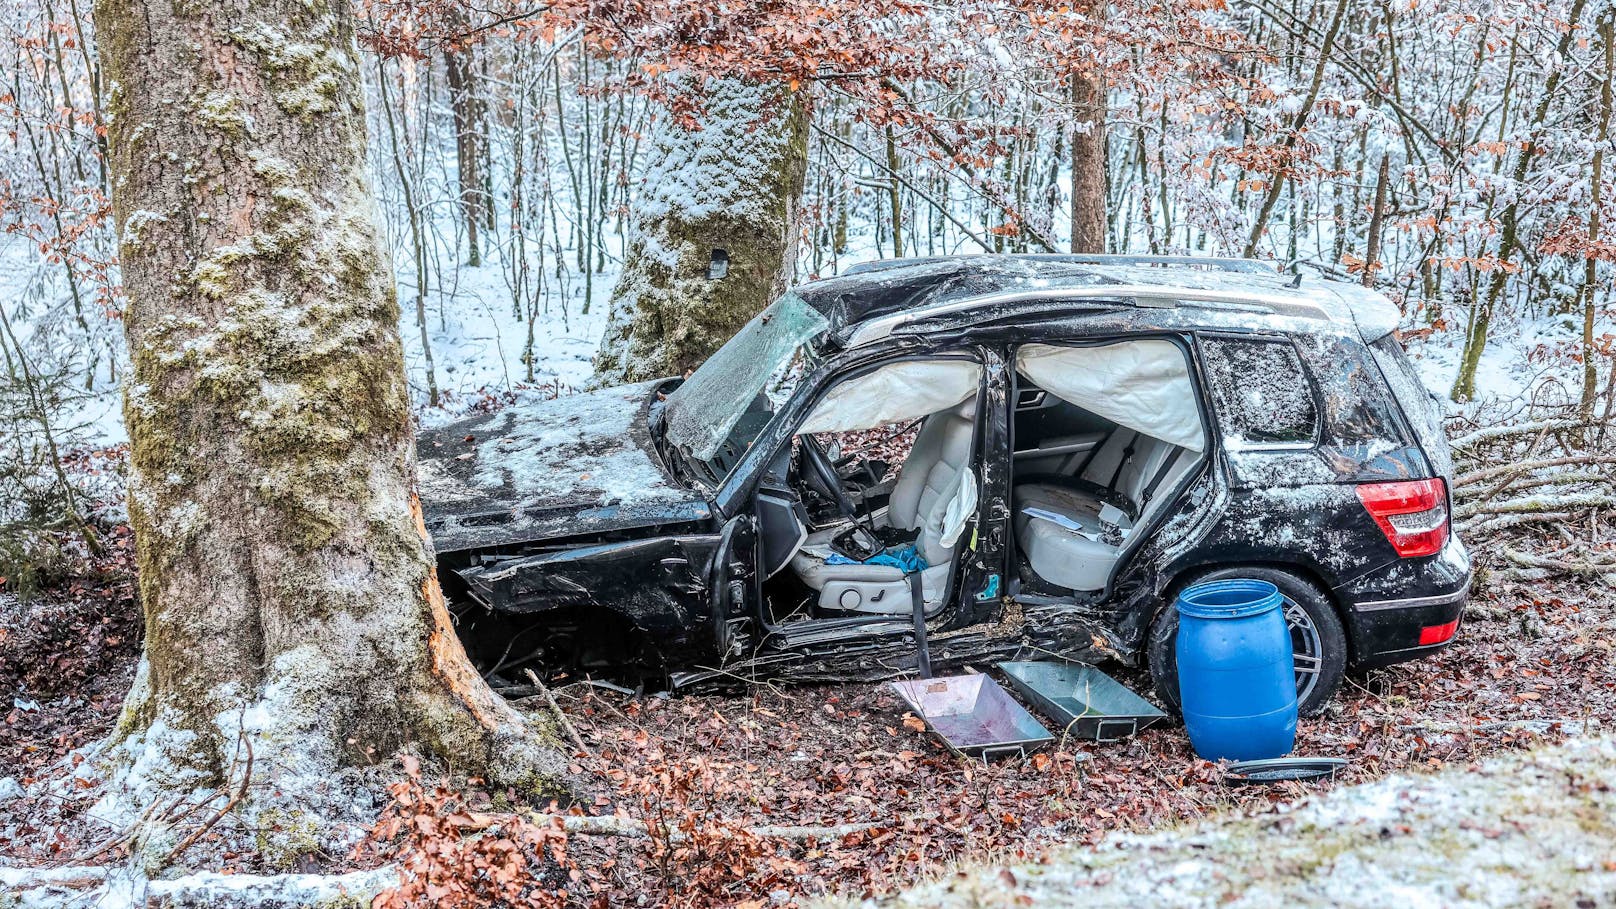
top-left (1069, 43), bottom-right (1108, 254)
top-left (1583, 11), bottom-right (1612, 420)
top-left (443, 11), bottom-right (494, 267)
top-left (93, 0), bottom-right (563, 860)
top-left (1451, 0), bottom-right (1589, 401)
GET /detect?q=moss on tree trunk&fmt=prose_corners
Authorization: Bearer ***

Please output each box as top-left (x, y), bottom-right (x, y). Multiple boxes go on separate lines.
top-left (594, 79), bottom-right (810, 384)
top-left (93, 0), bottom-right (565, 864)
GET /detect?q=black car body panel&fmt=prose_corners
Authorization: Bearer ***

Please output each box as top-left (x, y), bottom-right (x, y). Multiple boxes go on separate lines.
top-left (456, 534), bottom-right (723, 668)
top-left (418, 381), bottom-right (712, 553)
top-left (419, 255), bottom-right (1471, 694)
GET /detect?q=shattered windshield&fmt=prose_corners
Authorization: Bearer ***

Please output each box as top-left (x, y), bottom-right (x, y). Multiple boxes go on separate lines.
top-left (663, 292), bottom-right (830, 465)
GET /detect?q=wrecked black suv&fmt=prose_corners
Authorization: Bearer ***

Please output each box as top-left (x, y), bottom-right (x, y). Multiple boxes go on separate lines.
top-left (419, 255), bottom-right (1470, 713)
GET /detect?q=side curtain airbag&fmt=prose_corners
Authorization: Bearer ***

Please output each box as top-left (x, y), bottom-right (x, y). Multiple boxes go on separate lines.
top-left (799, 360), bottom-right (980, 435)
top-left (1015, 341), bottom-right (1205, 452)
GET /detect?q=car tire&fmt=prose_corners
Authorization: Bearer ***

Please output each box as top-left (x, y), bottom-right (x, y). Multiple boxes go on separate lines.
top-left (1147, 566), bottom-right (1348, 718)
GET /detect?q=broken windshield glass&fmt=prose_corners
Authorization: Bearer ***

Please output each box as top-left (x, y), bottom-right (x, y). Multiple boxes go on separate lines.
top-left (664, 293), bottom-right (830, 463)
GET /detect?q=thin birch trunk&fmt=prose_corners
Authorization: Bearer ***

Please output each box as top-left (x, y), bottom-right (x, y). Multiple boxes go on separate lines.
top-left (1583, 13), bottom-right (1612, 420)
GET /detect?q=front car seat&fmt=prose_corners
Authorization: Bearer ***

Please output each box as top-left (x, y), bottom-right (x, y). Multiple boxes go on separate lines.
top-left (790, 397), bottom-right (977, 614)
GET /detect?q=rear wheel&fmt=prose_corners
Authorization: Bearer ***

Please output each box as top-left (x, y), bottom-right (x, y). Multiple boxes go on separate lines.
top-left (1148, 567), bottom-right (1348, 717)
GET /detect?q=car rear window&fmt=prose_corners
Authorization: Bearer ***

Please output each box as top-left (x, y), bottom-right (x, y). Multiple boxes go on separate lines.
top-left (1369, 334), bottom-right (1454, 481)
top-left (1198, 336), bottom-right (1319, 446)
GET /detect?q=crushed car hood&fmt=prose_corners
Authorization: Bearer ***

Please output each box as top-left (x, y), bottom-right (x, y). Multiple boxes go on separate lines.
top-left (417, 381), bottom-right (712, 553)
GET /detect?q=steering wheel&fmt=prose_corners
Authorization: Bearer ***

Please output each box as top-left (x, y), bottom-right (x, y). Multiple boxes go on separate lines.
top-left (799, 434), bottom-right (858, 522)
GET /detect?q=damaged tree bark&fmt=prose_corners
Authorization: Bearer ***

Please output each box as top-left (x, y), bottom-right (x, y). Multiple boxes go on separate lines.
top-left (594, 79), bottom-right (809, 384)
top-left (93, 0), bottom-right (566, 863)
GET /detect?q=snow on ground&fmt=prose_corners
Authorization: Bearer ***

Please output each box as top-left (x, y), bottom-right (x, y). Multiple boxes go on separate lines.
top-left (0, 244), bottom-right (1591, 468)
top-left (0, 230), bottom-right (615, 454)
top-left (0, 235), bottom-right (127, 447)
top-left (1404, 305), bottom-right (1585, 408)
top-left (0, 153), bottom-right (1594, 467)
top-left (0, 863), bottom-right (395, 909)
top-left (397, 256), bottom-right (613, 430)
top-left (862, 733), bottom-right (1616, 909)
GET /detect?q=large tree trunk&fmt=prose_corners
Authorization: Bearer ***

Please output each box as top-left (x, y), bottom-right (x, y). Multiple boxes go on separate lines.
top-left (94, 0), bottom-right (564, 864)
top-left (593, 79), bottom-right (809, 385)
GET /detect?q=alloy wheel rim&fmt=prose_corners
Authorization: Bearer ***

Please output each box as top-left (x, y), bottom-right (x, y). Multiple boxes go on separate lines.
top-left (1282, 597), bottom-right (1324, 705)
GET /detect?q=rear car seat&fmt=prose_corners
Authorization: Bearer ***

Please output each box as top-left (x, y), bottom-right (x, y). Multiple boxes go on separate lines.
top-left (1012, 432), bottom-right (1195, 591)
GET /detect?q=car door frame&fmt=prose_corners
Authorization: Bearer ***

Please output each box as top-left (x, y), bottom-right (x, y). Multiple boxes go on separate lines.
top-left (998, 328), bottom-right (1219, 607)
top-left (708, 340), bottom-right (1014, 640)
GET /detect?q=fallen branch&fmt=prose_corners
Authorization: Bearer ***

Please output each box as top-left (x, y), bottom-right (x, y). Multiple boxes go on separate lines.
top-left (0, 865), bottom-right (395, 907)
top-left (1501, 547), bottom-right (1616, 578)
top-left (1454, 492), bottom-right (1616, 520)
top-left (63, 797), bottom-right (168, 867)
top-left (1392, 718), bottom-right (1586, 735)
top-left (522, 811), bottom-right (880, 843)
top-left (522, 668), bottom-right (592, 756)
top-left (1458, 471), bottom-right (1614, 499)
top-left (1450, 418), bottom-right (1584, 452)
top-left (1461, 511), bottom-right (1575, 537)
top-left (1455, 455), bottom-right (1616, 488)
top-left (159, 736), bottom-right (254, 869)
top-left (0, 863), bottom-right (111, 891)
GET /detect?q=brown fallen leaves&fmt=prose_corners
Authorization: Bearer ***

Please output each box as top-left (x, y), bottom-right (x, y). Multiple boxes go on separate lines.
top-left (6, 519), bottom-right (1613, 906)
top-left (360, 570), bottom-right (1616, 907)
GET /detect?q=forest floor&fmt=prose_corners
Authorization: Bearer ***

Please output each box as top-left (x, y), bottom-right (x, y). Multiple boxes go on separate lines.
top-left (2, 533), bottom-right (1612, 906)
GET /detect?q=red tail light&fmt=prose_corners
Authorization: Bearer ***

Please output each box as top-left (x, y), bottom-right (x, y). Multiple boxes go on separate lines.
top-left (1419, 619), bottom-right (1460, 646)
top-left (1356, 478), bottom-right (1449, 558)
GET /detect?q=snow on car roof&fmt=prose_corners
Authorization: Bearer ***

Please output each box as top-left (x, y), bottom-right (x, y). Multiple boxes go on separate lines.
top-left (795, 255), bottom-right (1399, 346)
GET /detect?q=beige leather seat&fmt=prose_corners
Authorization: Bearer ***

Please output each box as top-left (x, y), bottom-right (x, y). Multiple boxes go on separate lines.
top-left (790, 398), bottom-right (975, 614)
top-left (1013, 433), bottom-right (1195, 591)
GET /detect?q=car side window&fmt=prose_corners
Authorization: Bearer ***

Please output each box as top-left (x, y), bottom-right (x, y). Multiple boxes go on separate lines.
top-left (1199, 336), bottom-right (1319, 446)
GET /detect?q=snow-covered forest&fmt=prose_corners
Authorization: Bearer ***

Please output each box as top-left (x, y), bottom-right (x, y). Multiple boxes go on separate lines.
top-left (5, 0), bottom-right (1609, 442)
top-left (1, 0), bottom-right (1614, 905)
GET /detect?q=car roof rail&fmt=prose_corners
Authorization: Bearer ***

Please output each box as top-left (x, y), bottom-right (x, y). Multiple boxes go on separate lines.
top-left (1011, 254), bottom-right (1279, 275)
top-left (841, 253), bottom-right (1280, 278)
top-left (843, 285), bottom-right (1332, 347)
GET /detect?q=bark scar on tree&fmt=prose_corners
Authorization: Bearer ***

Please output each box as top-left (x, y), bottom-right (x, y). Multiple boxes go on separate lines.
top-left (411, 491), bottom-right (501, 733)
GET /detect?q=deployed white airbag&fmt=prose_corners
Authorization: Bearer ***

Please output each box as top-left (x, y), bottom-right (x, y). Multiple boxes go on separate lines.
top-left (799, 359), bottom-right (979, 435)
top-left (938, 468), bottom-right (978, 550)
top-left (1016, 341), bottom-right (1204, 452)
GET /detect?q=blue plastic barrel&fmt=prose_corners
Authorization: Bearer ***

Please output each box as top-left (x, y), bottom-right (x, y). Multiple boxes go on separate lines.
top-left (1175, 579), bottom-right (1297, 761)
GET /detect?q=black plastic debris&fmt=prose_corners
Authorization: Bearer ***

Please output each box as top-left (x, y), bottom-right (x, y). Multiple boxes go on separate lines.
top-left (1223, 756), bottom-right (1349, 784)
top-left (997, 661), bottom-right (1167, 742)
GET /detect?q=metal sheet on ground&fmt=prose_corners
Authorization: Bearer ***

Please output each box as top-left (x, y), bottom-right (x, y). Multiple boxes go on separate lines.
top-left (889, 674), bottom-right (1053, 760)
top-left (997, 661), bottom-right (1167, 742)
